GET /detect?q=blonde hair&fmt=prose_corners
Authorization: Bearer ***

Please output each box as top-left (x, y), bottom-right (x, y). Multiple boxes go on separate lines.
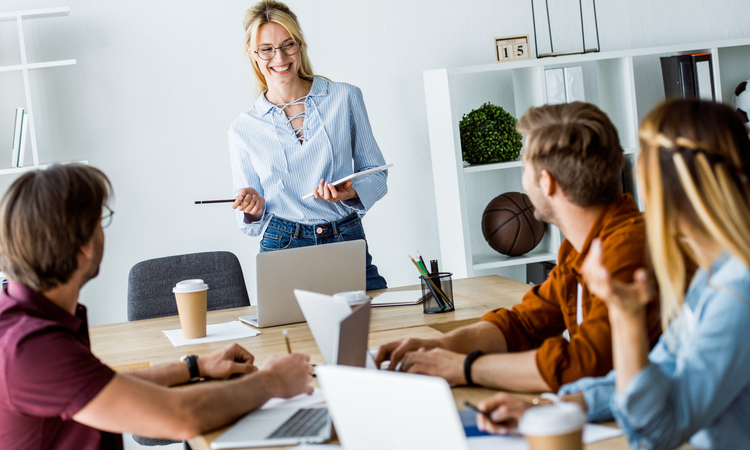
top-left (518, 102), bottom-right (623, 207)
top-left (243, 0), bottom-right (323, 96)
top-left (638, 99), bottom-right (750, 330)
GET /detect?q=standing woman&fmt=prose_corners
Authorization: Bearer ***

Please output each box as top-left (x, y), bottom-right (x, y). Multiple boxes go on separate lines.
top-left (229, 0), bottom-right (388, 290)
top-left (475, 99), bottom-right (750, 449)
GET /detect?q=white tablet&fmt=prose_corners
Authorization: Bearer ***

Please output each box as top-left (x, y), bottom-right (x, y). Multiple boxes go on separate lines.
top-left (302, 163), bottom-right (393, 200)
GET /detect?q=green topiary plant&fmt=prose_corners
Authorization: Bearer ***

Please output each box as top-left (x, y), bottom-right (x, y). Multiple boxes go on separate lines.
top-left (459, 102), bottom-right (523, 165)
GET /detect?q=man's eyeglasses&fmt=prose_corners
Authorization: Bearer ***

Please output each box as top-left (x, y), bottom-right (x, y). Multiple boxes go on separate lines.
top-left (102, 205), bottom-right (114, 229)
top-left (254, 40), bottom-right (300, 61)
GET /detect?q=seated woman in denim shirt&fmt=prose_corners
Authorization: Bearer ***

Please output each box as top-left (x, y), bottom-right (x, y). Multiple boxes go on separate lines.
top-left (229, 1), bottom-right (388, 289)
top-left (473, 99), bottom-right (750, 450)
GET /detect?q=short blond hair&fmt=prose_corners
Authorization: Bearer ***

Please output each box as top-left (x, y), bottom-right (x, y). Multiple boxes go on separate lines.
top-left (638, 99), bottom-right (750, 329)
top-left (243, 0), bottom-right (321, 96)
top-left (518, 102), bottom-right (623, 207)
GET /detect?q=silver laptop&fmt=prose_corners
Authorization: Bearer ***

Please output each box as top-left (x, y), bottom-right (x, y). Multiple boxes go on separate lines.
top-left (294, 289), bottom-right (376, 368)
top-left (240, 240), bottom-right (366, 328)
top-left (210, 404), bottom-right (331, 449)
top-left (316, 365), bottom-right (470, 450)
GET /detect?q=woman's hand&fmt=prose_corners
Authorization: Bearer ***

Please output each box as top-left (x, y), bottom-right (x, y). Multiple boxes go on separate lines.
top-left (476, 393), bottom-right (534, 435)
top-left (232, 187), bottom-right (266, 221)
top-left (581, 239), bottom-right (653, 317)
top-left (312, 179), bottom-right (358, 203)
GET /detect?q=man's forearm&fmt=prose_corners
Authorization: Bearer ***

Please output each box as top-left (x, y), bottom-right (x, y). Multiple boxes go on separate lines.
top-left (439, 321), bottom-right (509, 354)
top-left (129, 362), bottom-right (190, 387)
top-left (471, 350), bottom-right (552, 392)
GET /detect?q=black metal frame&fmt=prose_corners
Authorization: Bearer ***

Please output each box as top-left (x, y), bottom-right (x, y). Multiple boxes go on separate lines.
top-left (531, 0), bottom-right (600, 58)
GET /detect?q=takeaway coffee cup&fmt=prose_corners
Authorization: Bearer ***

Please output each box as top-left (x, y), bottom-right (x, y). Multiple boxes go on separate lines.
top-left (518, 402), bottom-right (586, 450)
top-left (333, 290), bottom-right (370, 309)
top-left (173, 279), bottom-right (209, 339)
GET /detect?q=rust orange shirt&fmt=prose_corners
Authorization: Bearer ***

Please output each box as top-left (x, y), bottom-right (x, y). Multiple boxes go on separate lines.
top-left (482, 194), bottom-right (661, 391)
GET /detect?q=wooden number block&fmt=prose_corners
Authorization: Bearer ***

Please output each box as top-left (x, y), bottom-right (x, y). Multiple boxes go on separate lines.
top-left (494, 34), bottom-right (531, 63)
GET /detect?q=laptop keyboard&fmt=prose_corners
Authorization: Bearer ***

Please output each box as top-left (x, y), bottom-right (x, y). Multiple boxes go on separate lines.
top-left (268, 408), bottom-right (329, 439)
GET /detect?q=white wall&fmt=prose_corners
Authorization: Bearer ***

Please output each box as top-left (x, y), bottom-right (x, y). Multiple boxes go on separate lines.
top-left (1, 0), bottom-right (749, 327)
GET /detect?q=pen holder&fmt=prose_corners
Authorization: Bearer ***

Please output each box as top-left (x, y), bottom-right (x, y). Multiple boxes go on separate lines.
top-left (420, 272), bottom-right (454, 314)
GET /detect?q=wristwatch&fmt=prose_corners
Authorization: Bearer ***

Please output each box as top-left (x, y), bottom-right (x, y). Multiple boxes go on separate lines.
top-left (180, 354), bottom-right (201, 382)
top-left (464, 350), bottom-right (484, 387)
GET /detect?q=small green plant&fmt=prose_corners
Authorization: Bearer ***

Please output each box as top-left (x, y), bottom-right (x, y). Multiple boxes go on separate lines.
top-left (459, 102), bottom-right (522, 165)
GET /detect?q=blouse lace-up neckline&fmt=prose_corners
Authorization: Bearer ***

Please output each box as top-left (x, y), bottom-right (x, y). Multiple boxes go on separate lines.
top-left (276, 95), bottom-right (308, 144)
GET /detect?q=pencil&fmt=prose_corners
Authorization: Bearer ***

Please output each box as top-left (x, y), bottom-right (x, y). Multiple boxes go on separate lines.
top-left (283, 329), bottom-right (292, 354)
top-left (194, 199), bottom-right (235, 204)
top-left (417, 251), bottom-right (427, 268)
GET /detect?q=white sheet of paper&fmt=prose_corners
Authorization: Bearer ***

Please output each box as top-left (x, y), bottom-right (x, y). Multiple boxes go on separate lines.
top-left (371, 290), bottom-right (424, 307)
top-left (161, 321), bottom-right (260, 347)
top-left (261, 388), bottom-right (325, 410)
top-left (583, 423), bottom-right (624, 443)
top-left (294, 445), bottom-right (341, 449)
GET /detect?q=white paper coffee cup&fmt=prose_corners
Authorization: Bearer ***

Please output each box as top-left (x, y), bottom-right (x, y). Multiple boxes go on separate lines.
top-left (333, 290), bottom-right (370, 309)
top-left (173, 279), bottom-right (208, 339)
top-left (518, 402), bottom-right (586, 450)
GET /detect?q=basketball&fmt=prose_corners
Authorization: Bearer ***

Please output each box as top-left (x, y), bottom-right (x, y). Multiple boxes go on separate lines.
top-left (481, 192), bottom-right (545, 256)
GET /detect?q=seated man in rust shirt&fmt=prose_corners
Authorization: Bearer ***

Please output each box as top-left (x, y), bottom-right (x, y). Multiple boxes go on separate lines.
top-left (0, 164), bottom-right (315, 449)
top-left (376, 102), bottom-right (662, 393)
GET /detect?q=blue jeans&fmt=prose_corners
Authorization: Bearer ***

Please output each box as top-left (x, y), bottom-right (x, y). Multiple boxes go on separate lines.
top-left (259, 213), bottom-right (388, 290)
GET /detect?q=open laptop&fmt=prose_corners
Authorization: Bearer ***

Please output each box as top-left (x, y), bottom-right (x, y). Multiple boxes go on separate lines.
top-left (294, 289), bottom-right (377, 369)
top-left (240, 240), bottom-right (366, 328)
top-left (210, 397), bottom-right (330, 449)
top-left (316, 365), bottom-right (471, 450)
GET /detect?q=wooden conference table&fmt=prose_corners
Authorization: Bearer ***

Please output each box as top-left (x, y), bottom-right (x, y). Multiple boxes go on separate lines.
top-left (89, 275), bottom-right (629, 450)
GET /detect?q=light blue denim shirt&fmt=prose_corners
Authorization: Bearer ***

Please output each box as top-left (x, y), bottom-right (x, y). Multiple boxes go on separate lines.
top-left (559, 252), bottom-right (750, 450)
top-left (229, 77), bottom-right (388, 237)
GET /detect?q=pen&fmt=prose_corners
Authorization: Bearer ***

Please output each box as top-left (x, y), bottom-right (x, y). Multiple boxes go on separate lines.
top-left (417, 251), bottom-right (427, 268)
top-left (283, 329), bottom-right (292, 354)
top-left (463, 401), bottom-right (491, 419)
top-left (430, 260), bottom-right (439, 276)
top-left (194, 199), bottom-right (235, 204)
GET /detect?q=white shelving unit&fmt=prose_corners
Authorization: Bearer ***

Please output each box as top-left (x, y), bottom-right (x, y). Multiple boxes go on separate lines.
top-left (0, 7), bottom-right (85, 175)
top-left (424, 37), bottom-right (750, 279)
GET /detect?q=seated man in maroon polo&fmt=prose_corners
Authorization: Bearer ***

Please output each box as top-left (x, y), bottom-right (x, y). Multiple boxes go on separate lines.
top-left (0, 164), bottom-right (315, 449)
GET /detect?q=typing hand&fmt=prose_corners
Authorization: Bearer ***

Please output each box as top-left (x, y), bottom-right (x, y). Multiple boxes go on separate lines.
top-left (375, 338), bottom-right (439, 371)
top-left (198, 344), bottom-right (257, 379)
top-left (476, 393), bottom-right (533, 435)
top-left (261, 354), bottom-right (315, 398)
top-left (398, 347), bottom-right (466, 385)
top-left (312, 179), bottom-right (358, 203)
top-left (232, 187), bottom-right (266, 217)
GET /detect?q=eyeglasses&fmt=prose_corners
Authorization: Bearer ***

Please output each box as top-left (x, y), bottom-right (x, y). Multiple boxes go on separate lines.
top-left (101, 205), bottom-right (115, 229)
top-left (254, 40), bottom-right (300, 61)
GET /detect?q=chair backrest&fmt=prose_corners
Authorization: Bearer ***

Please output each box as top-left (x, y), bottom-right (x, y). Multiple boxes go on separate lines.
top-left (127, 251), bottom-right (250, 321)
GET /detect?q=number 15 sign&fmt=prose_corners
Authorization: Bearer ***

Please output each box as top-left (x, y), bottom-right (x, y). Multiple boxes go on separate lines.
top-left (495, 34), bottom-right (530, 63)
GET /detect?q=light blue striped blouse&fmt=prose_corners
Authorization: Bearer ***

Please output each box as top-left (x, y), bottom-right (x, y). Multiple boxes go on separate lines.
top-left (229, 77), bottom-right (388, 237)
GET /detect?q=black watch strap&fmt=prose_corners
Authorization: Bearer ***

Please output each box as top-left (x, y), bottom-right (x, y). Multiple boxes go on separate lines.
top-left (464, 350), bottom-right (484, 387)
top-left (181, 355), bottom-right (200, 382)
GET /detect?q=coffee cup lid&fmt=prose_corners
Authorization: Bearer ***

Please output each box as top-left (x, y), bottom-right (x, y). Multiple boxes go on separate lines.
top-left (173, 279), bottom-right (209, 293)
top-left (332, 290), bottom-right (370, 306)
top-left (518, 403), bottom-right (586, 436)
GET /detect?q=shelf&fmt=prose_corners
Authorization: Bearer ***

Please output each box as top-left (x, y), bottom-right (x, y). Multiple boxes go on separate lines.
top-left (0, 60), bottom-right (77, 73)
top-left (0, 7), bottom-right (70, 21)
top-left (472, 248), bottom-right (557, 271)
top-left (0, 160), bottom-right (88, 176)
top-left (463, 148), bottom-right (637, 175)
top-left (424, 37), bottom-right (750, 77)
top-left (464, 158), bottom-right (523, 173)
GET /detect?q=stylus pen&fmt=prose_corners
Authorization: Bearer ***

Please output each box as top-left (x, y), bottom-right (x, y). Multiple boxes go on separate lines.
top-left (283, 329), bottom-right (292, 354)
top-left (463, 401), bottom-right (491, 419)
top-left (194, 199), bottom-right (235, 204)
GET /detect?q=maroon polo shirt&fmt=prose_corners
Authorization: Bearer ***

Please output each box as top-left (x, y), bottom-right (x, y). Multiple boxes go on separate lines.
top-left (0, 282), bottom-right (122, 450)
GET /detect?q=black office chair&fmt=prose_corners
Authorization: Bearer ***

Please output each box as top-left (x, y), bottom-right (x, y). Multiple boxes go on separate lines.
top-left (127, 251), bottom-right (251, 448)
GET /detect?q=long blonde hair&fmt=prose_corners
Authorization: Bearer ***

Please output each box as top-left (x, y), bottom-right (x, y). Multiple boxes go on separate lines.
top-left (243, 0), bottom-right (322, 96)
top-left (638, 99), bottom-right (750, 330)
